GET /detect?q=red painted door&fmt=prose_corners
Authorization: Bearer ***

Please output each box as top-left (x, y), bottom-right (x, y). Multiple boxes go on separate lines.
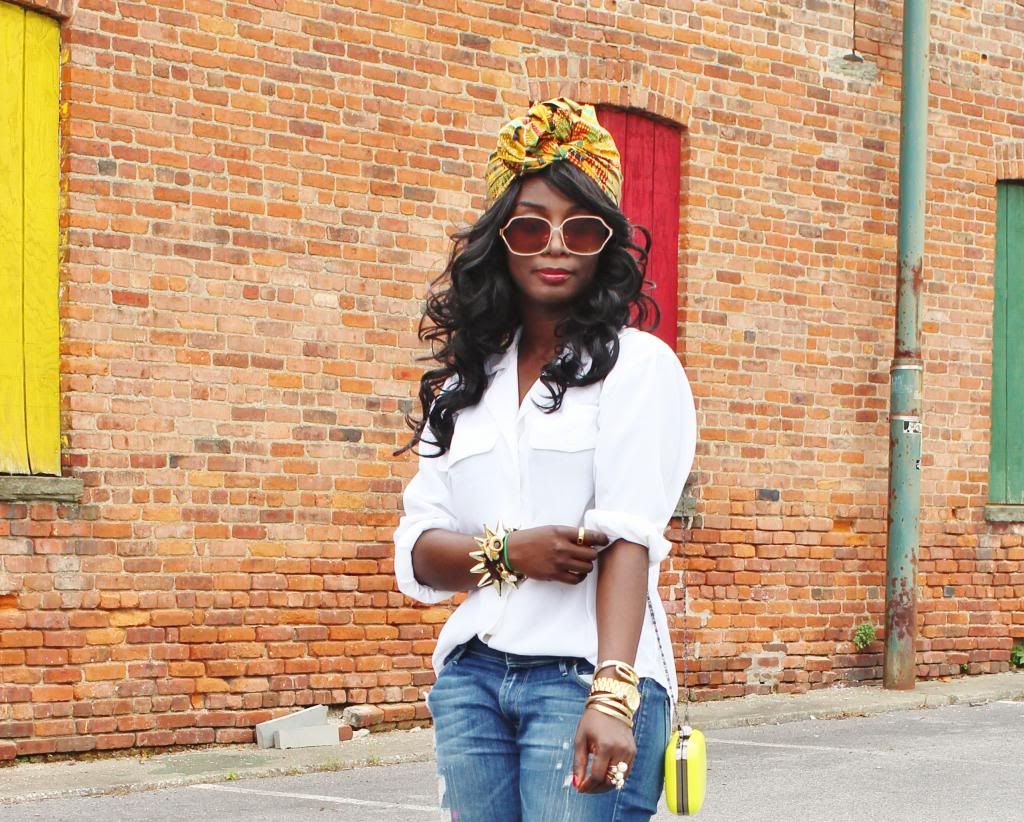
top-left (595, 107), bottom-right (681, 351)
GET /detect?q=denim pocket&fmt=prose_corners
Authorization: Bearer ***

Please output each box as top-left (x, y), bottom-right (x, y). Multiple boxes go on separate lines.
top-left (438, 643), bottom-right (467, 678)
top-left (427, 645), bottom-right (465, 715)
top-left (567, 659), bottom-right (595, 692)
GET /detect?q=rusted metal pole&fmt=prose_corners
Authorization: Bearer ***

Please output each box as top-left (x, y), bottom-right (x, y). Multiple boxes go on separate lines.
top-left (884, 0), bottom-right (929, 690)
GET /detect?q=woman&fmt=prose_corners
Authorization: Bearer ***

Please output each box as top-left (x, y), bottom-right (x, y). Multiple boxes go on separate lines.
top-left (393, 98), bottom-right (697, 821)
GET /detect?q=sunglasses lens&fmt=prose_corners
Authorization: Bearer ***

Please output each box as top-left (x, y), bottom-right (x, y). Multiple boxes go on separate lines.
top-left (503, 217), bottom-right (551, 254)
top-left (563, 217), bottom-right (611, 254)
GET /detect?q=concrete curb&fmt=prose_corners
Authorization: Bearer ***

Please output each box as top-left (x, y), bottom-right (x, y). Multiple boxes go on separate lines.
top-left (0, 750), bottom-right (437, 806)
top-left (0, 728), bottom-right (437, 807)
top-left (695, 686), bottom-right (1024, 730)
top-left (690, 670), bottom-right (1024, 730)
top-left (2, 670), bottom-right (1021, 806)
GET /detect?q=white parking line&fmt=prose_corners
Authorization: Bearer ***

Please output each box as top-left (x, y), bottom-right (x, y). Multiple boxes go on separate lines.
top-left (190, 783), bottom-right (438, 813)
top-left (711, 739), bottom-right (871, 754)
top-left (710, 738), bottom-right (1023, 767)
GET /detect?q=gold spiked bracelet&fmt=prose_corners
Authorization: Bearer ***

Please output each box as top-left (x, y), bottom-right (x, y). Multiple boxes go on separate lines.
top-left (468, 521), bottom-right (523, 595)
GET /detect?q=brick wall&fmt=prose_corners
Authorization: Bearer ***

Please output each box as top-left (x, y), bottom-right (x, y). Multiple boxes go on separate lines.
top-left (1, 0), bottom-right (1023, 759)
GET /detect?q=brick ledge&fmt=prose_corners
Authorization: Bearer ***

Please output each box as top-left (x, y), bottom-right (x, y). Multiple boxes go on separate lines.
top-left (984, 505), bottom-right (1024, 523)
top-left (7, 0), bottom-right (76, 20)
top-left (0, 475), bottom-right (84, 503)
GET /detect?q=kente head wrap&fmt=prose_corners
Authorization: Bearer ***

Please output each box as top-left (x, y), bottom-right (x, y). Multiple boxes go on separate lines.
top-left (485, 97), bottom-right (622, 206)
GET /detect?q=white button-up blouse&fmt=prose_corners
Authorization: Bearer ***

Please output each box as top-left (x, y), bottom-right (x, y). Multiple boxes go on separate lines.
top-left (393, 325), bottom-right (697, 697)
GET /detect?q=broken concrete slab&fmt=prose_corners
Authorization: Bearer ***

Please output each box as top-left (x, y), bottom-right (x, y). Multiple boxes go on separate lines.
top-left (274, 725), bottom-right (339, 750)
top-left (254, 705), bottom-right (328, 749)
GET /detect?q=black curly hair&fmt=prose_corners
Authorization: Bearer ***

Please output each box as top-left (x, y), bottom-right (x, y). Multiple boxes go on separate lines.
top-left (394, 161), bottom-right (660, 458)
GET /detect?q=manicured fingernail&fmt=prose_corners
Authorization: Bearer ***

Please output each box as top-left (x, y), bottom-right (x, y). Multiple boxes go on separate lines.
top-left (571, 774), bottom-right (577, 787)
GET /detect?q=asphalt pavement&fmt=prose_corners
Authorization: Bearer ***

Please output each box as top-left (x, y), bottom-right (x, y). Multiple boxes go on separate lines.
top-left (2, 671), bottom-right (1023, 821)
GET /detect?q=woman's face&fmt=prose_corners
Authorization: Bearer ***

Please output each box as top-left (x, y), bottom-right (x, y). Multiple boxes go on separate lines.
top-left (503, 175), bottom-right (601, 315)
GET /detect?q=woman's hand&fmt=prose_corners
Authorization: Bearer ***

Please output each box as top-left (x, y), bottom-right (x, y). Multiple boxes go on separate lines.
top-left (572, 706), bottom-right (637, 793)
top-left (504, 526), bottom-right (607, 584)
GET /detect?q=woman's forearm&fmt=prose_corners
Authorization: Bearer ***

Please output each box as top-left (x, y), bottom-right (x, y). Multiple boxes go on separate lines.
top-left (410, 528), bottom-right (481, 591)
top-left (411, 526), bottom-right (603, 592)
top-left (595, 540), bottom-right (649, 673)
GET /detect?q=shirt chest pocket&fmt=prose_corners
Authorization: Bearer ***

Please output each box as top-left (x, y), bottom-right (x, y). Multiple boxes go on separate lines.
top-left (528, 404), bottom-right (600, 452)
top-left (527, 404), bottom-right (600, 491)
top-left (447, 413), bottom-right (500, 493)
top-left (446, 415), bottom-right (502, 528)
top-left (448, 417), bottom-right (500, 469)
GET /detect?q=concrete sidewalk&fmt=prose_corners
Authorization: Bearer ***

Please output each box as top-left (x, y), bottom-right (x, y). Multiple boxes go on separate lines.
top-left (2, 670), bottom-right (1022, 806)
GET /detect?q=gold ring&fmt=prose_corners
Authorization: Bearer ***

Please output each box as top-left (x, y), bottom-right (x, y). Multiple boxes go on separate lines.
top-left (577, 526), bottom-right (585, 545)
top-left (606, 762), bottom-right (627, 790)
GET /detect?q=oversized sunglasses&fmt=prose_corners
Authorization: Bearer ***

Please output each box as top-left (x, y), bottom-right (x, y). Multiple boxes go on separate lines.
top-left (499, 215), bottom-right (613, 256)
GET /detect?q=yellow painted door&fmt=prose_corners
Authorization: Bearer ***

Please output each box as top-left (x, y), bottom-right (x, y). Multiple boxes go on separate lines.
top-left (0, 3), bottom-right (60, 475)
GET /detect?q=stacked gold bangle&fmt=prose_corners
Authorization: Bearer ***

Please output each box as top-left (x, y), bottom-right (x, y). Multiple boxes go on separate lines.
top-left (594, 659), bottom-right (640, 686)
top-left (585, 694), bottom-right (634, 729)
top-left (584, 659), bottom-right (640, 791)
top-left (584, 658), bottom-right (641, 731)
top-left (468, 521), bottom-right (523, 594)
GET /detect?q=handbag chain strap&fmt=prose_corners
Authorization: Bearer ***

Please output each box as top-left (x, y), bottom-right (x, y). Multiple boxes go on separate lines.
top-left (647, 572), bottom-right (690, 731)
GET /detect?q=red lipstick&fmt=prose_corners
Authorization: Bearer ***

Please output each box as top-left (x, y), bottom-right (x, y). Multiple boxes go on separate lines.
top-left (535, 268), bottom-right (571, 284)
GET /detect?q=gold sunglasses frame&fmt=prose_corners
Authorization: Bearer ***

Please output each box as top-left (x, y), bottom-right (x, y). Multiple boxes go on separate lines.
top-left (498, 214), bottom-right (613, 256)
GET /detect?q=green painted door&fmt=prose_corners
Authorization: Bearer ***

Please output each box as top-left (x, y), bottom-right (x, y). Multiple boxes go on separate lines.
top-left (991, 181), bottom-right (1024, 505)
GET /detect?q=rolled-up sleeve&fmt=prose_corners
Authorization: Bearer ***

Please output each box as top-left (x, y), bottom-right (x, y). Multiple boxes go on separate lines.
top-left (393, 422), bottom-right (459, 604)
top-left (583, 340), bottom-right (697, 566)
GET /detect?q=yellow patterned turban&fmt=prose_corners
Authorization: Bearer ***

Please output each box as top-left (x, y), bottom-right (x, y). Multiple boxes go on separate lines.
top-left (485, 97), bottom-right (622, 206)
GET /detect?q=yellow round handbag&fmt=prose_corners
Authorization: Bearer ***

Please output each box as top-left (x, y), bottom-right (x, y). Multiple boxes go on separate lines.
top-left (664, 724), bottom-right (707, 815)
top-left (648, 589), bottom-right (708, 816)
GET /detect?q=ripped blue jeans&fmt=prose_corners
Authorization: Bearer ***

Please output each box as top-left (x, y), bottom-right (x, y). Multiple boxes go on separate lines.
top-left (426, 637), bottom-right (669, 822)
